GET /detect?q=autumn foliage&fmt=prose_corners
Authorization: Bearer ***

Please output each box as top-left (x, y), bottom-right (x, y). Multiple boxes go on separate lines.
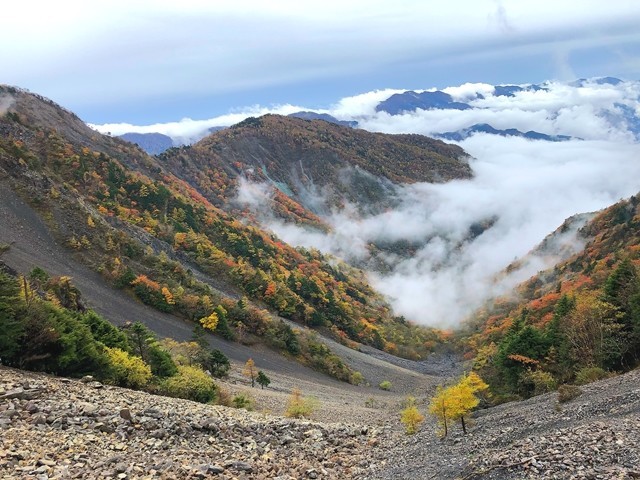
top-left (428, 372), bottom-right (489, 437)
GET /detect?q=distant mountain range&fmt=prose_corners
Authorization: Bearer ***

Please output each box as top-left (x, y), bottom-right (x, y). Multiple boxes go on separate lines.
top-left (109, 76), bottom-right (640, 155)
top-left (375, 90), bottom-right (472, 115)
top-left (436, 123), bottom-right (574, 142)
top-left (118, 132), bottom-right (174, 155)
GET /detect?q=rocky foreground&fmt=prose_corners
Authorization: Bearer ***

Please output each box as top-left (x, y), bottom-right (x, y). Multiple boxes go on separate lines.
top-left (3, 366), bottom-right (640, 480)
top-left (372, 369), bottom-right (640, 479)
top-left (0, 367), bottom-right (383, 479)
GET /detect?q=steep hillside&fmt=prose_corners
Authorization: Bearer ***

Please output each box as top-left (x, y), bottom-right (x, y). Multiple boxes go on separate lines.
top-left (0, 85), bottom-right (450, 370)
top-left (462, 193), bottom-right (640, 399)
top-left (159, 114), bottom-right (471, 218)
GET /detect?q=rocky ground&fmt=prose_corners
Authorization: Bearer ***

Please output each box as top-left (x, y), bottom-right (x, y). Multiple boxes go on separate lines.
top-left (0, 367), bottom-right (386, 480)
top-left (371, 369), bottom-right (640, 479)
top-left (3, 366), bottom-right (640, 480)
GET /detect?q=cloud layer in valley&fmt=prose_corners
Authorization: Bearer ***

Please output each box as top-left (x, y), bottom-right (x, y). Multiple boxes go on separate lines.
top-left (239, 135), bottom-right (640, 327)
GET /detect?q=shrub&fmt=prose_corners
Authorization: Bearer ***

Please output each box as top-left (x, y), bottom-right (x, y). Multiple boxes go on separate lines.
top-left (79, 310), bottom-right (130, 350)
top-left (106, 347), bottom-right (152, 388)
top-left (146, 346), bottom-right (178, 378)
top-left (379, 380), bottom-right (392, 391)
top-left (557, 384), bottom-right (583, 403)
top-left (285, 388), bottom-right (318, 419)
top-left (400, 397), bottom-right (424, 435)
top-left (161, 365), bottom-right (217, 403)
top-left (350, 371), bottom-right (365, 385)
top-left (232, 393), bottom-right (255, 410)
top-left (200, 349), bottom-right (230, 378)
top-left (216, 386), bottom-right (233, 407)
top-left (575, 366), bottom-right (610, 385)
top-left (520, 369), bottom-right (557, 395)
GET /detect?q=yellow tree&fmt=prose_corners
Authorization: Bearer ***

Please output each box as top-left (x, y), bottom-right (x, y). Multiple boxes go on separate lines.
top-left (428, 372), bottom-right (488, 436)
top-left (161, 287), bottom-right (175, 306)
top-left (199, 311), bottom-right (219, 332)
top-left (243, 358), bottom-right (257, 387)
top-left (428, 385), bottom-right (452, 437)
top-left (400, 396), bottom-right (425, 434)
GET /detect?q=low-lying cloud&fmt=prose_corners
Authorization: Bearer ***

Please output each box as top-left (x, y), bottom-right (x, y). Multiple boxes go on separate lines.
top-left (93, 78), bottom-right (640, 145)
top-left (239, 136), bottom-right (640, 327)
top-left (0, 94), bottom-right (15, 116)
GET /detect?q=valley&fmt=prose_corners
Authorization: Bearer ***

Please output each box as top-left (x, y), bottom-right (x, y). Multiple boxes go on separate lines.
top-left (1, 81), bottom-right (640, 479)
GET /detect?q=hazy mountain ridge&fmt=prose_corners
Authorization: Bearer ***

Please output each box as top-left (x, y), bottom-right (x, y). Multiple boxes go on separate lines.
top-left (118, 132), bottom-right (174, 155)
top-left (159, 114), bottom-right (471, 220)
top-left (288, 111), bottom-right (358, 128)
top-left (95, 77), bottom-right (640, 150)
top-left (436, 123), bottom-right (574, 142)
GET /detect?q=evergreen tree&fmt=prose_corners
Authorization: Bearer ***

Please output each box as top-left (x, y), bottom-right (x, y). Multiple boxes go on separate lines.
top-left (256, 370), bottom-right (271, 389)
top-left (214, 305), bottom-right (234, 340)
top-left (0, 270), bottom-right (25, 364)
top-left (603, 259), bottom-right (640, 367)
top-left (544, 294), bottom-right (574, 382)
top-left (494, 309), bottom-right (549, 393)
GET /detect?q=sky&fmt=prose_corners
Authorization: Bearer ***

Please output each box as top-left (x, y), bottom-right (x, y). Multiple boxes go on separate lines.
top-left (2, 0), bottom-right (640, 124)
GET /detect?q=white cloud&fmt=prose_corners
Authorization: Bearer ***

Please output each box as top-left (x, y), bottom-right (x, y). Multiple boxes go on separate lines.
top-left (330, 89), bottom-right (406, 118)
top-left (241, 136), bottom-right (640, 327)
top-left (91, 103), bottom-right (306, 143)
top-left (93, 78), bottom-right (640, 143)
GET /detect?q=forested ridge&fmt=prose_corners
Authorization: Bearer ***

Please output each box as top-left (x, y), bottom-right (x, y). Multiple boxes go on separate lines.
top-left (462, 194), bottom-right (640, 401)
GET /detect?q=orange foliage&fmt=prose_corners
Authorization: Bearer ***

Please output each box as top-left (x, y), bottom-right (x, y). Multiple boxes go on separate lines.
top-left (528, 292), bottom-right (560, 312)
top-left (507, 354), bottom-right (539, 366)
top-left (131, 275), bottom-right (161, 291)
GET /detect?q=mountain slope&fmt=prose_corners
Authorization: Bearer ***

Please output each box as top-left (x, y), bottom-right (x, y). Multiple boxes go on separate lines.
top-left (463, 193), bottom-right (640, 397)
top-left (0, 85), bottom-right (452, 370)
top-left (159, 114), bottom-right (471, 217)
top-left (373, 366), bottom-right (640, 479)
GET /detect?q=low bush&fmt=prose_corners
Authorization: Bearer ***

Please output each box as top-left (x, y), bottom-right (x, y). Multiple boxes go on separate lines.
top-left (161, 365), bottom-right (217, 403)
top-left (379, 380), bottom-right (392, 391)
top-left (400, 397), bottom-right (424, 435)
top-left (520, 368), bottom-right (557, 395)
top-left (557, 384), bottom-right (583, 403)
top-left (350, 371), bottom-right (365, 385)
top-left (105, 347), bottom-right (152, 388)
top-left (232, 393), bottom-right (254, 410)
top-left (285, 388), bottom-right (318, 419)
top-left (216, 385), bottom-right (233, 407)
top-left (575, 366), bottom-right (610, 385)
